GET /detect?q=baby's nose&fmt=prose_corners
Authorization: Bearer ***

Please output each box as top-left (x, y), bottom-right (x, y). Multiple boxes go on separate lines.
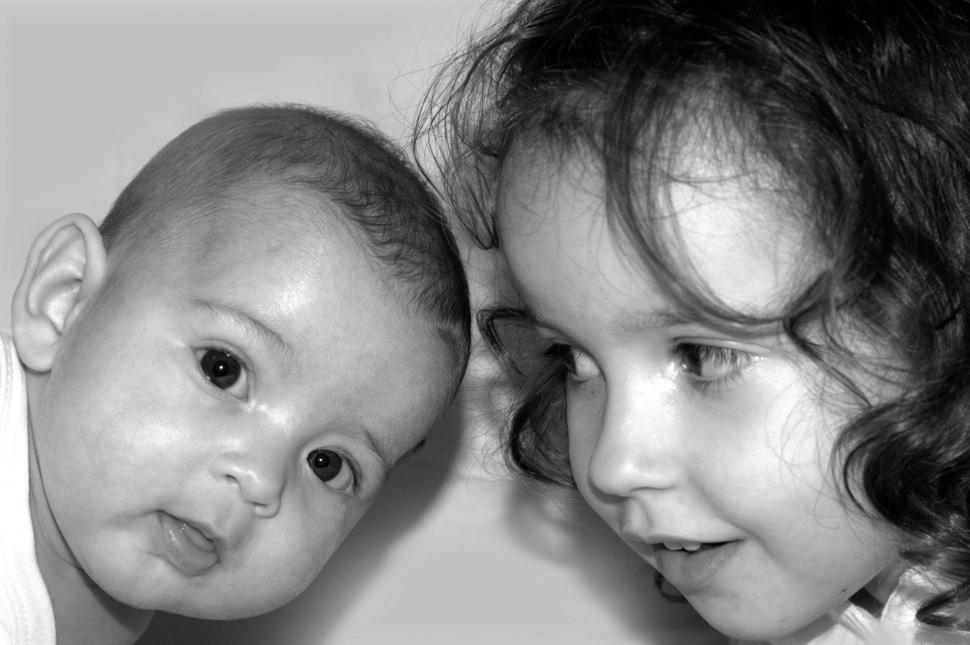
top-left (211, 449), bottom-right (286, 517)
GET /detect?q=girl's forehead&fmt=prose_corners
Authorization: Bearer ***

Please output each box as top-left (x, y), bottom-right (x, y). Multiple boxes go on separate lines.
top-left (498, 142), bottom-right (815, 320)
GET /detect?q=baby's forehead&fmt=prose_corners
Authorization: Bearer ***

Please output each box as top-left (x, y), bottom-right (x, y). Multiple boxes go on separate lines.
top-left (218, 179), bottom-right (353, 237)
top-left (168, 181), bottom-right (357, 255)
top-left (107, 182), bottom-right (371, 300)
top-left (114, 177), bottom-right (455, 350)
top-left (125, 185), bottom-right (429, 326)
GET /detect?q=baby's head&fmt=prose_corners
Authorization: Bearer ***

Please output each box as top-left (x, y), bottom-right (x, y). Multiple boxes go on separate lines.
top-left (13, 105), bottom-right (470, 619)
top-left (422, 0), bottom-right (970, 638)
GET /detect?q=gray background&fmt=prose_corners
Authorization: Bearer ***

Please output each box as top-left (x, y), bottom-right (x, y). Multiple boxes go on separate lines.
top-left (0, 2), bottom-right (724, 643)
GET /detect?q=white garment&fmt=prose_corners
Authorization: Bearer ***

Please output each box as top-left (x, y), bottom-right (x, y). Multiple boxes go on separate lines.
top-left (734, 569), bottom-right (969, 645)
top-left (0, 332), bottom-right (56, 645)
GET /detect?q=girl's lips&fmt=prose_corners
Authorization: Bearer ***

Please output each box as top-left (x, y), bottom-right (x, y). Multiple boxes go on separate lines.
top-left (157, 512), bottom-right (218, 576)
top-left (651, 540), bottom-right (740, 595)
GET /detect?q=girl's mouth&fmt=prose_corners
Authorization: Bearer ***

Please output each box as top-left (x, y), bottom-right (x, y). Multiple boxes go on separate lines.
top-left (651, 540), bottom-right (739, 594)
top-left (658, 541), bottom-right (729, 553)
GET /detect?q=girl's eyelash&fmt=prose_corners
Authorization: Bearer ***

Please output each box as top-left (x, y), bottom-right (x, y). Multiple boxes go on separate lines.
top-left (543, 340), bottom-right (756, 392)
top-left (543, 342), bottom-right (572, 369)
top-left (543, 342), bottom-right (571, 367)
top-left (675, 342), bottom-right (756, 392)
top-left (543, 342), bottom-right (597, 382)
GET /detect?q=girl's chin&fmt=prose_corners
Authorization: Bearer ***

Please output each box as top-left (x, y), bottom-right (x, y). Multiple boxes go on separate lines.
top-left (689, 594), bottom-right (840, 643)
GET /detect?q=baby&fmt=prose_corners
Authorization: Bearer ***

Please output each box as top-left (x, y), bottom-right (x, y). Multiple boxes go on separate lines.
top-left (1, 104), bottom-right (470, 645)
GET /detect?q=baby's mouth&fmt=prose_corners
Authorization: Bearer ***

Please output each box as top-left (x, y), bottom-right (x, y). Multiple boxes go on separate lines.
top-left (158, 513), bottom-right (219, 575)
top-left (177, 518), bottom-right (215, 551)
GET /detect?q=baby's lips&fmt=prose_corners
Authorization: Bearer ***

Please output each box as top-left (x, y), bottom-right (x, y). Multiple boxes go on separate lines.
top-left (178, 519), bottom-right (216, 553)
top-left (159, 512), bottom-right (219, 575)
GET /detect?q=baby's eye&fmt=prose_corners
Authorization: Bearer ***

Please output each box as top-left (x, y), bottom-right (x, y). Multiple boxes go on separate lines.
top-left (307, 448), bottom-right (356, 493)
top-left (199, 349), bottom-right (244, 391)
top-left (676, 343), bottom-right (755, 389)
top-left (548, 343), bottom-right (601, 383)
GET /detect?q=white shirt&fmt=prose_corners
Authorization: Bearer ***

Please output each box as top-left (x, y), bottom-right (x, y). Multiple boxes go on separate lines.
top-left (735, 568), bottom-right (969, 645)
top-left (0, 332), bottom-right (56, 645)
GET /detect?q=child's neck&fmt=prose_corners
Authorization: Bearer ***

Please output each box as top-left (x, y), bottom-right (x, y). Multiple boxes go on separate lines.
top-left (852, 560), bottom-right (908, 617)
top-left (27, 422), bottom-right (153, 645)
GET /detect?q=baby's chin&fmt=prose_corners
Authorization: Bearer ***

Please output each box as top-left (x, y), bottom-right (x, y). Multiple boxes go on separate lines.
top-left (166, 600), bottom-right (282, 621)
top-left (99, 567), bottom-right (303, 621)
top-left (128, 589), bottom-right (295, 621)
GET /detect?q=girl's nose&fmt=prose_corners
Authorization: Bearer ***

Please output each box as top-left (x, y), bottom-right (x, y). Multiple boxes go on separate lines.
top-left (210, 445), bottom-right (287, 518)
top-left (584, 376), bottom-right (682, 499)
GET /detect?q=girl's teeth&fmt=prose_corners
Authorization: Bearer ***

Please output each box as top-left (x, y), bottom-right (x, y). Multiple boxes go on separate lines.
top-left (663, 541), bottom-right (703, 551)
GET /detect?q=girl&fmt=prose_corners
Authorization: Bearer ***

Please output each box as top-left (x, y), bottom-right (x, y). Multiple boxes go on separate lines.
top-left (417, 0), bottom-right (970, 642)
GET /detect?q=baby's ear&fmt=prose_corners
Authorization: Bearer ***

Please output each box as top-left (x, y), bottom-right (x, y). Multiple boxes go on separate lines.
top-left (11, 213), bottom-right (107, 372)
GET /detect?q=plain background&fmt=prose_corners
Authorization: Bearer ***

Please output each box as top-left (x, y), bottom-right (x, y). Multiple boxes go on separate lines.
top-left (0, 2), bottom-right (725, 643)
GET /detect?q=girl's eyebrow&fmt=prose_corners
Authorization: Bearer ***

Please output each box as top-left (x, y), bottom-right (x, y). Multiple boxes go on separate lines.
top-left (528, 307), bottom-right (690, 334)
top-left (529, 305), bottom-right (780, 341)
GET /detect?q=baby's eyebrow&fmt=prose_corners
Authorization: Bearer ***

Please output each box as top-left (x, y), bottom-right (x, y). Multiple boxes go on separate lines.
top-left (362, 431), bottom-right (427, 474)
top-left (357, 424), bottom-right (394, 471)
top-left (399, 438), bottom-right (427, 462)
top-left (191, 298), bottom-right (292, 360)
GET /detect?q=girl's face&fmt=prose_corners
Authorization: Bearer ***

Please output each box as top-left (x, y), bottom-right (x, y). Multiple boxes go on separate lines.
top-left (496, 144), bottom-right (898, 641)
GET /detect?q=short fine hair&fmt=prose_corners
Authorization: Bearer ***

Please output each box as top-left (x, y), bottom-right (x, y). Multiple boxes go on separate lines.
top-left (102, 104), bottom-right (471, 391)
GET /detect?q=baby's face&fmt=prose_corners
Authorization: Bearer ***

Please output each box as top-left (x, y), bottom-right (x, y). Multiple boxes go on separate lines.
top-left (28, 196), bottom-right (452, 618)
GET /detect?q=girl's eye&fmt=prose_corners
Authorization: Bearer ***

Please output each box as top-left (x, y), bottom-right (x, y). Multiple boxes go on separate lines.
top-left (307, 448), bottom-right (356, 493)
top-left (676, 343), bottom-right (754, 389)
top-left (548, 343), bottom-right (601, 382)
top-left (199, 349), bottom-right (244, 391)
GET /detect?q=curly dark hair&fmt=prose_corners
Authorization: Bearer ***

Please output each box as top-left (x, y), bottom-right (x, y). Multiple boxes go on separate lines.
top-left (416, 0), bottom-right (970, 631)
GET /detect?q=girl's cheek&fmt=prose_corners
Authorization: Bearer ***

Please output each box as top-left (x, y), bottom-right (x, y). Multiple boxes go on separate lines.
top-left (566, 387), bottom-right (606, 462)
